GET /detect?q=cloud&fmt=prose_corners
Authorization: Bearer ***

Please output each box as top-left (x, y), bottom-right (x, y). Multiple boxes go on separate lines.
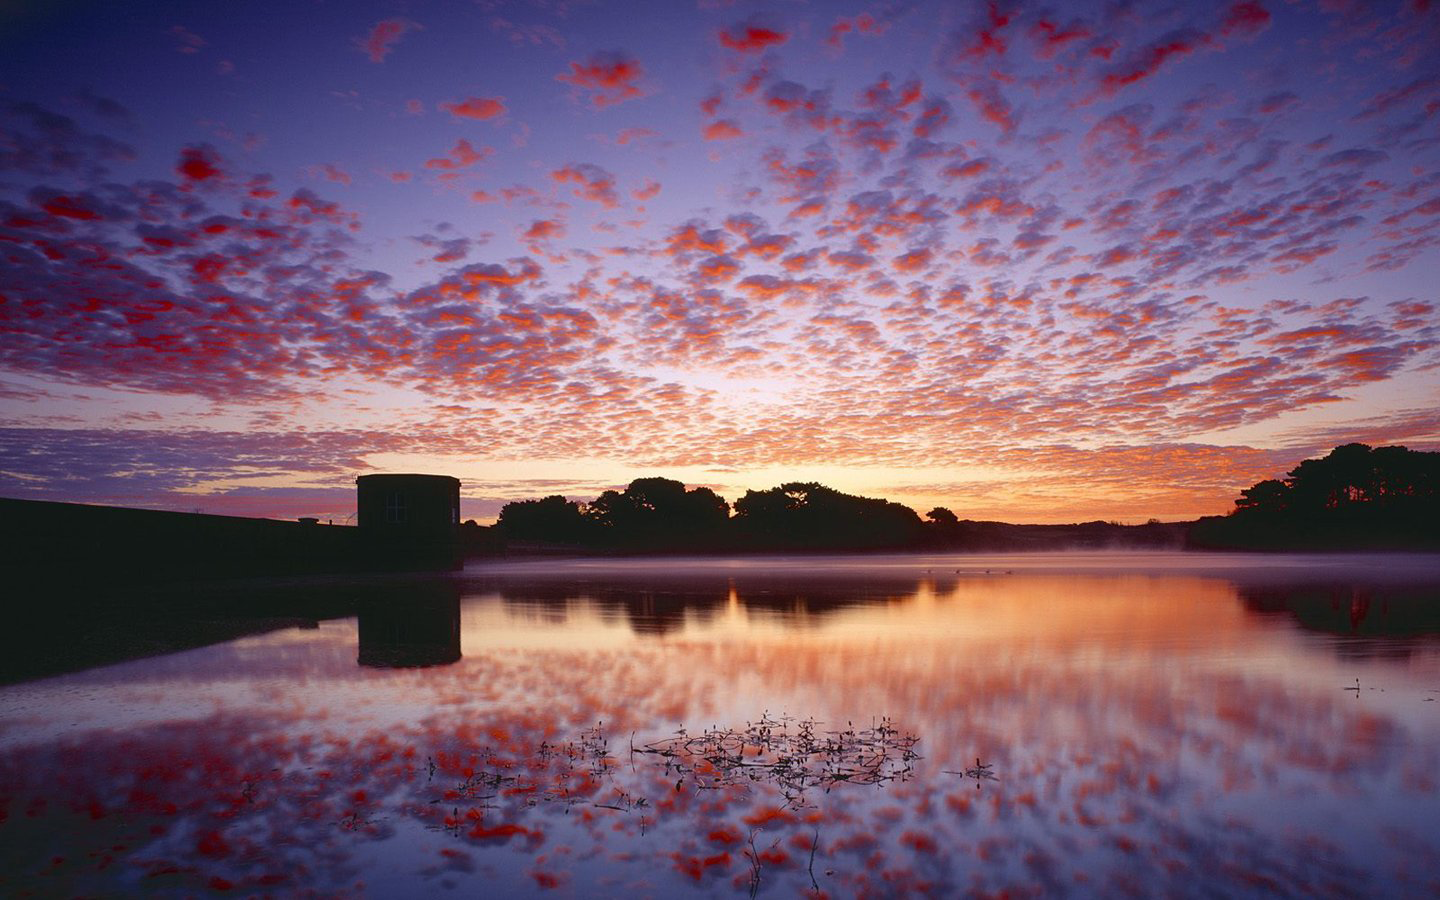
top-left (35, 192), bottom-right (103, 221)
top-left (523, 218), bottom-right (566, 241)
top-left (826, 12), bottom-right (890, 53)
top-left (357, 18), bottom-right (420, 63)
top-left (313, 163), bottom-right (352, 186)
top-left (1220, 1), bottom-right (1272, 38)
top-left (0, 427), bottom-right (396, 503)
top-left (176, 144), bottom-right (223, 182)
top-left (423, 139), bottom-right (493, 171)
top-left (964, 81), bottom-right (1016, 133)
top-left (169, 25), bottom-right (206, 54)
top-left (413, 232), bottom-right (474, 265)
top-left (943, 158), bottom-right (991, 178)
top-left (440, 96), bottom-right (508, 121)
top-left (0, 100), bottom-right (136, 179)
top-left (1100, 28), bottom-right (1212, 93)
top-left (1028, 17), bottom-right (1092, 58)
top-left (5, 0), bottom-right (1439, 524)
top-left (718, 16), bottom-right (789, 53)
top-left (1319, 148), bottom-right (1389, 168)
top-left (551, 163), bottom-right (619, 208)
top-left (616, 127), bottom-right (658, 145)
top-left (555, 51), bottom-right (647, 108)
top-left (1257, 91), bottom-right (1300, 115)
top-left (702, 120), bottom-right (744, 140)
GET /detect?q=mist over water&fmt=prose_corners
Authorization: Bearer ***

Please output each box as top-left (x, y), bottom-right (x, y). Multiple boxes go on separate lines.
top-left (2, 552), bottom-right (1438, 896)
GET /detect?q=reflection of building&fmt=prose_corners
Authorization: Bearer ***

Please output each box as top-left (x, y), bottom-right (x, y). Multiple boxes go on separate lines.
top-left (357, 584), bottom-right (462, 668)
top-left (355, 474), bottom-right (461, 569)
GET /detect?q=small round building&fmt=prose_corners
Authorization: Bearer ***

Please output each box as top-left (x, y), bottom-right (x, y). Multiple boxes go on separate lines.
top-left (355, 474), bottom-right (461, 569)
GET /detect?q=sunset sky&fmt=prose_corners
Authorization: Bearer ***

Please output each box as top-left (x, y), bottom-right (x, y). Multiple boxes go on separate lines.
top-left (1, 0), bottom-right (1436, 524)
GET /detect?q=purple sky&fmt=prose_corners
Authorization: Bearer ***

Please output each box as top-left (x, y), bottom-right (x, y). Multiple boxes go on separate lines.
top-left (1, 0), bottom-right (1437, 523)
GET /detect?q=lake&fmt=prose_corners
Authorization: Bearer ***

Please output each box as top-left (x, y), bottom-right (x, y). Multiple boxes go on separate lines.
top-left (2, 552), bottom-right (1438, 897)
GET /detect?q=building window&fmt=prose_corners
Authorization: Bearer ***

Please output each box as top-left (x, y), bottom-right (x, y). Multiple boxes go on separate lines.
top-left (385, 491), bottom-right (408, 524)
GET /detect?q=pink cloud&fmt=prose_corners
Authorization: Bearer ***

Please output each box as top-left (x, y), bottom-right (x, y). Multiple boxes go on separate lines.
top-left (1221, 1), bottom-right (1272, 38)
top-left (826, 13), bottom-right (889, 51)
top-left (551, 163), bottom-right (618, 208)
top-left (943, 158), bottom-right (991, 178)
top-left (440, 96), bottom-right (508, 121)
top-left (719, 16), bottom-right (789, 53)
top-left (555, 51), bottom-right (646, 108)
top-left (176, 144), bottom-right (223, 182)
top-left (632, 179), bottom-right (661, 202)
top-left (357, 18), bottom-right (420, 63)
top-left (702, 120), bottom-right (744, 140)
top-left (965, 82), bottom-right (1016, 133)
top-left (315, 163), bottom-right (352, 186)
top-left (1028, 18), bottom-right (1091, 58)
top-left (616, 127), bottom-right (658, 145)
top-left (892, 248), bottom-right (933, 273)
top-left (39, 193), bottom-right (103, 220)
top-left (169, 25), bottom-right (206, 54)
top-left (523, 219), bottom-right (565, 241)
top-left (423, 139), bottom-right (492, 171)
top-left (1100, 29), bottom-right (1212, 93)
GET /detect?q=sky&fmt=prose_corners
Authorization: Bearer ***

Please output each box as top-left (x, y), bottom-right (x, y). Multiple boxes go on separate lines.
top-left (0, 0), bottom-right (1437, 525)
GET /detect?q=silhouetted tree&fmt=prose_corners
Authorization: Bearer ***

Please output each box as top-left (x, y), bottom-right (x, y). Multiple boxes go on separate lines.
top-left (1286, 442), bottom-right (1376, 512)
top-left (1235, 479), bottom-right (1289, 514)
top-left (496, 495), bottom-right (590, 544)
top-left (1194, 443), bottom-right (1440, 549)
top-left (585, 477), bottom-right (729, 548)
top-left (1229, 444), bottom-right (1440, 518)
top-left (926, 507), bottom-right (959, 526)
top-left (733, 482), bottom-right (923, 550)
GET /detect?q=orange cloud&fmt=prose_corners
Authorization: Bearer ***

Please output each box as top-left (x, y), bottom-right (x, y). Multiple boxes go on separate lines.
top-left (524, 219), bottom-right (565, 241)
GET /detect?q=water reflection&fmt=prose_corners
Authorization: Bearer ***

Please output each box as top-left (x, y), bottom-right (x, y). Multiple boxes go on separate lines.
top-left (488, 573), bottom-right (923, 637)
top-left (357, 583), bottom-right (461, 669)
top-left (0, 554), bottom-right (1437, 896)
top-left (1240, 582), bottom-right (1440, 637)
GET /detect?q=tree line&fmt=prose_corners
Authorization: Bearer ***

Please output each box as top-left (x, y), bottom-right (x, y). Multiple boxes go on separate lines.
top-left (490, 477), bottom-right (1190, 554)
top-left (495, 478), bottom-right (931, 552)
top-left (489, 444), bottom-right (1438, 555)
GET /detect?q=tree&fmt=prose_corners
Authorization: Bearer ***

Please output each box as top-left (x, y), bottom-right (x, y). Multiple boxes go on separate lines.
top-left (1285, 442), bottom-right (1375, 511)
top-left (1235, 479), bottom-right (1288, 514)
top-left (733, 482), bottom-right (923, 549)
top-left (1231, 444), bottom-right (1440, 520)
top-left (496, 495), bottom-right (590, 543)
top-left (926, 507), bottom-right (959, 526)
top-left (585, 477), bottom-right (729, 547)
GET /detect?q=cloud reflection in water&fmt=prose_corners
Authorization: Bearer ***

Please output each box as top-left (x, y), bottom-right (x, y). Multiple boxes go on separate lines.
top-left (1, 560), bottom-right (1438, 895)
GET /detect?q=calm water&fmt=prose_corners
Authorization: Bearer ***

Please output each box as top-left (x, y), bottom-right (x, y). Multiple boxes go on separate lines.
top-left (2, 552), bottom-right (1439, 897)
